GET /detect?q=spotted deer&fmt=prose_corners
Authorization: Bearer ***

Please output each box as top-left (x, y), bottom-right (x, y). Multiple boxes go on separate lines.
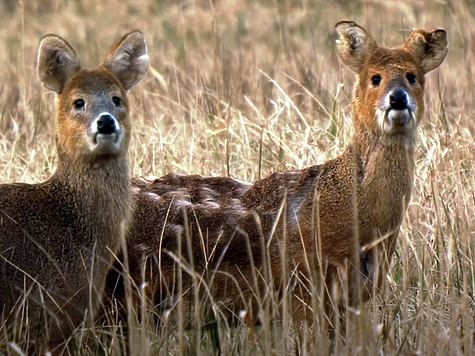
top-left (0, 31), bottom-right (148, 353)
top-left (108, 22), bottom-right (447, 327)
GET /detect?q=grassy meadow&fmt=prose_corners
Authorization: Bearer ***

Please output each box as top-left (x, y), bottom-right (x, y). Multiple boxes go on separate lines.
top-left (0, 0), bottom-right (474, 354)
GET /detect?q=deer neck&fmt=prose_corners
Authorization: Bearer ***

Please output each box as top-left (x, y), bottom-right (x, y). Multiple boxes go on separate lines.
top-left (350, 122), bottom-right (416, 241)
top-left (51, 147), bottom-right (133, 250)
top-left (352, 123), bottom-right (416, 172)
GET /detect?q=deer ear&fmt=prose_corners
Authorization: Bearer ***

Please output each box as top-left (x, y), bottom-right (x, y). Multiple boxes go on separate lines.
top-left (37, 35), bottom-right (81, 93)
top-left (102, 30), bottom-right (149, 91)
top-left (403, 29), bottom-right (448, 74)
top-left (335, 21), bottom-right (378, 73)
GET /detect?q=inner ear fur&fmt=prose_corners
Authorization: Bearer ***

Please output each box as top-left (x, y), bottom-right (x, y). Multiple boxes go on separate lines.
top-left (37, 35), bottom-right (81, 93)
top-left (102, 30), bottom-right (149, 91)
top-left (335, 21), bottom-right (378, 73)
top-left (403, 29), bottom-right (448, 74)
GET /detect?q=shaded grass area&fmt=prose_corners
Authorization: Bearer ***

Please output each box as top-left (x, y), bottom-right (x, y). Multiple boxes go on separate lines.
top-left (1, 0), bottom-right (474, 354)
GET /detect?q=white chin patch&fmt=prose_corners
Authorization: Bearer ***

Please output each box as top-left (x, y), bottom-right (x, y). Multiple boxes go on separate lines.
top-left (377, 109), bottom-right (415, 134)
top-left (90, 133), bottom-right (122, 153)
top-left (96, 132), bottom-right (117, 144)
top-left (387, 109), bottom-right (410, 125)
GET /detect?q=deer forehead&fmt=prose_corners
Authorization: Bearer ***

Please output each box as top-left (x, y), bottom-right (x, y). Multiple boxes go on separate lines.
top-left (363, 48), bottom-right (420, 76)
top-left (59, 68), bottom-right (126, 100)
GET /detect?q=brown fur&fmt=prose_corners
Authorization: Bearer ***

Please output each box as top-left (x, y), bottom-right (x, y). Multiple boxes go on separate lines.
top-left (0, 31), bottom-right (148, 354)
top-left (108, 22), bottom-right (447, 327)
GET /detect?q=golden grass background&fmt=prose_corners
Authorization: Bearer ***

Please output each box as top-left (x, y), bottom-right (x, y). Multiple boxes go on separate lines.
top-left (0, 0), bottom-right (474, 354)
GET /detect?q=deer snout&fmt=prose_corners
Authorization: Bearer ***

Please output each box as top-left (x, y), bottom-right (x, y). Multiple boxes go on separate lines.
top-left (97, 114), bottom-right (117, 135)
top-left (378, 87), bottom-right (416, 135)
top-left (389, 89), bottom-right (408, 110)
top-left (386, 88), bottom-right (411, 127)
top-left (89, 113), bottom-right (123, 153)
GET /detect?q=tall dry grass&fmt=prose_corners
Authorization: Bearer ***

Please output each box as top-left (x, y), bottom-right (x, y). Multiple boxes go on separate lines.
top-left (0, 0), bottom-right (474, 354)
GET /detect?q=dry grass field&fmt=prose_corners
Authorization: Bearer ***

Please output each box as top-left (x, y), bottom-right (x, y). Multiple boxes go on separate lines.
top-left (0, 0), bottom-right (474, 354)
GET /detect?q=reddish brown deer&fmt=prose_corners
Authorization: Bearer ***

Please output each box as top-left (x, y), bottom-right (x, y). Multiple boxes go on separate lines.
top-left (0, 31), bottom-right (148, 354)
top-left (108, 21), bottom-right (447, 328)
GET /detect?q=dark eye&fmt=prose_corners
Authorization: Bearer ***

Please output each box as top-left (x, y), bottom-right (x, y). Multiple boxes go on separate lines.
top-left (112, 96), bottom-right (122, 107)
top-left (371, 74), bottom-right (382, 87)
top-left (406, 72), bottom-right (416, 85)
top-left (73, 99), bottom-right (85, 110)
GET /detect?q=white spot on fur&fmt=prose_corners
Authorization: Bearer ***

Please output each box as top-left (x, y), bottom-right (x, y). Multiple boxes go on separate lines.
top-left (200, 199), bottom-right (220, 210)
top-left (174, 199), bottom-right (192, 209)
top-left (163, 309), bottom-right (172, 321)
top-left (136, 243), bottom-right (154, 254)
top-left (138, 53), bottom-right (149, 62)
top-left (143, 175), bottom-right (158, 182)
top-left (145, 192), bottom-right (160, 200)
top-left (168, 224), bottom-right (184, 237)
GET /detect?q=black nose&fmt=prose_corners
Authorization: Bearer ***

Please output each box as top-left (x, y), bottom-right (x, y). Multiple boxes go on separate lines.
top-left (97, 114), bottom-right (116, 134)
top-left (389, 89), bottom-right (408, 110)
